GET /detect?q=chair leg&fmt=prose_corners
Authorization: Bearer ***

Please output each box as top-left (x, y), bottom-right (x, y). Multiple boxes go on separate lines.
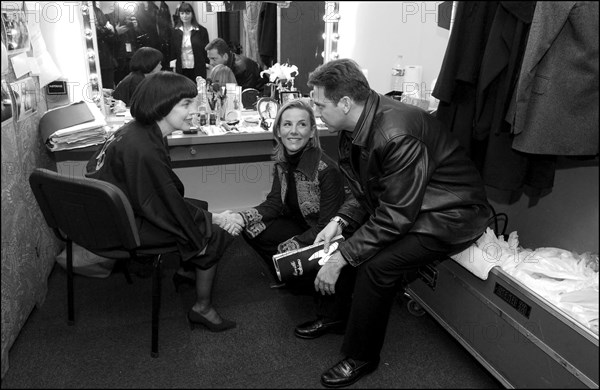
top-left (151, 254), bottom-right (163, 358)
top-left (66, 240), bottom-right (74, 325)
top-left (123, 255), bottom-right (134, 285)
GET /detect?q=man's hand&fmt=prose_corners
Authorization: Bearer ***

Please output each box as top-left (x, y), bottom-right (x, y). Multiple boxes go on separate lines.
top-left (314, 221), bottom-right (341, 254)
top-left (115, 24), bottom-right (129, 35)
top-left (314, 250), bottom-right (347, 295)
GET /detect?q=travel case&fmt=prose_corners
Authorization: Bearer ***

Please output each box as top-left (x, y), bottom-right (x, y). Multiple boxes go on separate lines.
top-left (405, 259), bottom-right (599, 388)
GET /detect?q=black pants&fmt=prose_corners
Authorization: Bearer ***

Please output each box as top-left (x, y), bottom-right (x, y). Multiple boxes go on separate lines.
top-left (242, 216), bottom-right (307, 282)
top-left (244, 216), bottom-right (356, 317)
top-left (318, 233), bottom-right (476, 361)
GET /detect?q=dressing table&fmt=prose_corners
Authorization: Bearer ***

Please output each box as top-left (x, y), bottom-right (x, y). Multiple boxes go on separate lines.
top-left (52, 109), bottom-right (338, 212)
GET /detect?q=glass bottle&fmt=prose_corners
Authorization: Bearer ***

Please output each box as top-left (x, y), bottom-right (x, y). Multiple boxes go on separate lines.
top-left (390, 54), bottom-right (405, 97)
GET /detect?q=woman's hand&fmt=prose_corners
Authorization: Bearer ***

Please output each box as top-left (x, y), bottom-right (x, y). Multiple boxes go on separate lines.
top-left (213, 210), bottom-right (244, 236)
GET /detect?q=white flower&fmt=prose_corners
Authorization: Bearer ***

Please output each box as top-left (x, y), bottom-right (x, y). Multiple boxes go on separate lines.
top-left (260, 63), bottom-right (299, 84)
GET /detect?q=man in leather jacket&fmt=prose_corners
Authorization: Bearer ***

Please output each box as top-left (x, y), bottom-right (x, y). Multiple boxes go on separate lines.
top-left (297, 59), bottom-right (493, 388)
top-left (205, 38), bottom-right (266, 91)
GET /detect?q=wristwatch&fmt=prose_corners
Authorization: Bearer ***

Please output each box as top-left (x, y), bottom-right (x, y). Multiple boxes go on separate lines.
top-left (330, 216), bottom-right (348, 229)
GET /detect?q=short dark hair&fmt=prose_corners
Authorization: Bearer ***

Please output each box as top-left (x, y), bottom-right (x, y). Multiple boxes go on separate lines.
top-left (129, 71), bottom-right (197, 125)
top-left (308, 59), bottom-right (371, 104)
top-left (272, 98), bottom-right (320, 163)
top-left (130, 47), bottom-right (163, 74)
top-left (175, 2), bottom-right (201, 28)
top-left (205, 38), bottom-right (231, 56)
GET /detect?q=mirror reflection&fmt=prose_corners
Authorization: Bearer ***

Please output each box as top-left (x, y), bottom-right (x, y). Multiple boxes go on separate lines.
top-left (91, 1), bottom-right (297, 98)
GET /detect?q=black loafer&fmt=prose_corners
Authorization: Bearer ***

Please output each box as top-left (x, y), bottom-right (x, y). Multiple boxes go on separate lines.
top-left (321, 357), bottom-right (379, 388)
top-left (294, 318), bottom-right (346, 339)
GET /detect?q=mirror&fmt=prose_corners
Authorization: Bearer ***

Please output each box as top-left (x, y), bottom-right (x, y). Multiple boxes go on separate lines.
top-left (87, 1), bottom-right (329, 97)
top-left (88, 1), bottom-right (281, 91)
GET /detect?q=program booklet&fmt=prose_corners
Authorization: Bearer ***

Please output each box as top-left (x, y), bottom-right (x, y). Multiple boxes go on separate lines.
top-left (272, 235), bottom-right (345, 282)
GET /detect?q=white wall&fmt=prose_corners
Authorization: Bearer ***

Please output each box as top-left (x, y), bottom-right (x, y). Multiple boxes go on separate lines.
top-left (37, 1), bottom-right (89, 103)
top-left (337, 1), bottom-right (450, 96)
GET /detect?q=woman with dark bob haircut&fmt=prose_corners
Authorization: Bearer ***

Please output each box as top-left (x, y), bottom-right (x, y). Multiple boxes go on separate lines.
top-left (87, 71), bottom-right (240, 332)
top-left (112, 47), bottom-right (163, 106)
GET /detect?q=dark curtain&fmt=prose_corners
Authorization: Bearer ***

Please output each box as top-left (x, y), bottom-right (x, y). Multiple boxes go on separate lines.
top-left (217, 12), bottom-right (242, 54)
top-left (258, 2), bottom-right (277, 68)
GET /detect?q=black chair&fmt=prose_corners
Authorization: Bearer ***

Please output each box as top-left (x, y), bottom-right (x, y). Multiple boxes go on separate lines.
top-left (241, 88), bottom-right (260, 109)
top-left (29, 168), bottom-right (178, 358)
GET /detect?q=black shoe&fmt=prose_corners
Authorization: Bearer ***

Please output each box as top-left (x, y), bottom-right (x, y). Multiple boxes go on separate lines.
top-left (294, 318), bottom-right (346, 339)
top-left (172, 272), bottom-right (195, 292)
top-left (187, 309), bottom-right (236, 332)
top-left (320, 357), bottom-right (379, 388)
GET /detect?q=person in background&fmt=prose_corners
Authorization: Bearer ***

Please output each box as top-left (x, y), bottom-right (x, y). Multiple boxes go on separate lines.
top-left (205, 37), bottom-right (266, 91)
top-left (86, 71), bottom-right (242, 332)
top-left (134, 1), bottom-right (161, 51)
top-left (104, 2), bottom-right (141, 85)
top-left (231, 99), bottom-right (345, 288)
top-left (92, 1), bottom-right (117, 89)
top-left (112, 47), bottom-right (163, 107)
top-left (208, 63), bottom-right (237, 85)
top-left (299, 59), bottom-right (493, 387)
top-left (156, 0), bottom-right (173, 71)
top-left (170, 2), bottom-right (209, 82)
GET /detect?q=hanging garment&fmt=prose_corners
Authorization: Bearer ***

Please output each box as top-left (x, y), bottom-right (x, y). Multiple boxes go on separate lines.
top-left (434, 2), bottom-right (557, 199)
top-left (506, 1), bottom-right (599, 156)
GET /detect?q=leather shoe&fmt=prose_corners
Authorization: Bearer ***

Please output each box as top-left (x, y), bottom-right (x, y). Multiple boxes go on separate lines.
top-left (321, 357), bottom-right (379, 388)
top-left (294, 318), bottom-right (346, 339)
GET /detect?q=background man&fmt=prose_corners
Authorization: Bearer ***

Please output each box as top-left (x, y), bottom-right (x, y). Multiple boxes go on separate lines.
top-left (205, 38), bottom-right (266, 91)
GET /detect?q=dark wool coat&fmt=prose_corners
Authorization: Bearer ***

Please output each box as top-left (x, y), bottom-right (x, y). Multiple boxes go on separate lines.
top-left (86, 121), bottom-right (212, 261)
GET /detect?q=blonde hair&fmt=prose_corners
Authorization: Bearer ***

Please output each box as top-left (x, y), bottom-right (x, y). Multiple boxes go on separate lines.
top-left (209, 64), bottom-right (237, 85)
top-left (272, 99), bottom-right (320, 163)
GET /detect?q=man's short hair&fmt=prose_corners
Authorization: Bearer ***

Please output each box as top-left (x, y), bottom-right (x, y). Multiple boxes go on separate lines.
top-left (308, 59), bottom-right (371, 104)
top-left (130, 71), bottom-right (197, 125)
top-left (205, 38), bottom-right (231, 56)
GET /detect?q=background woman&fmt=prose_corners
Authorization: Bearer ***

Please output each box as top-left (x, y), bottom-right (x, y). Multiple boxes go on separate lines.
top-left (112, 46), bottom-right (163, 106)
top-left (86, 71), bottom-right (241, 331)
top-left (208, 63), bottom-right (237, 85)
top-left (233, 99), bottom-right (346, 285)
top-left (170, 2), bottom-right (209, 82)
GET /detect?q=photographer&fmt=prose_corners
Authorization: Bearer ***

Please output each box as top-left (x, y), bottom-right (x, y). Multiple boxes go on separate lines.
top-left (108, 7), bottom-right (141, 85)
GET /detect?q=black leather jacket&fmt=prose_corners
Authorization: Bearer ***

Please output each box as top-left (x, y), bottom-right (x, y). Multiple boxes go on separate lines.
top-left (227, 53), bottom-right (266, 90)
top-left (337, 91), bottom-right (493, 266)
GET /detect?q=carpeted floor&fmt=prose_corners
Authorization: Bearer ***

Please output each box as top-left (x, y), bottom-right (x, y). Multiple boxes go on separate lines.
top-left (1, 237), bottom-right (501, 388)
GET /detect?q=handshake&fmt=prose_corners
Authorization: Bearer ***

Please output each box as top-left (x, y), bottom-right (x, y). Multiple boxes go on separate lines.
top-left (213, 210), bottom-right (245, 236)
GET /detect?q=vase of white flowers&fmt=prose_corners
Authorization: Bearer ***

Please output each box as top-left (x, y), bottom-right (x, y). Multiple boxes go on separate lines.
top-left (260, 62), bottom-right (299, 103)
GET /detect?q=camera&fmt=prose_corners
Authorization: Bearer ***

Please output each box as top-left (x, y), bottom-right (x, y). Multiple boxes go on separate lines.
top-left (125, 16), bottom-right (136, 28)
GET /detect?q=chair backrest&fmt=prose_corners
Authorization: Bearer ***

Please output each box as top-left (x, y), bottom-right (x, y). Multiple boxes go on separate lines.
top-left (241, 88), bottom-right (260, 109)
top-left (29, 168), bottom-right (140, 252)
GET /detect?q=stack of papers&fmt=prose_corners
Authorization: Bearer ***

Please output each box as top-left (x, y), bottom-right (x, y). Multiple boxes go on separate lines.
top-left (39, 101), bottom-right (108, 151)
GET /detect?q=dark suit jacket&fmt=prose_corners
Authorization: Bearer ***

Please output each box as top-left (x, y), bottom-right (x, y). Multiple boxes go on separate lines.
top-left (171, 25), bottom-right (210, 80)
top-left (507, 1), bottom-right (599, 155)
